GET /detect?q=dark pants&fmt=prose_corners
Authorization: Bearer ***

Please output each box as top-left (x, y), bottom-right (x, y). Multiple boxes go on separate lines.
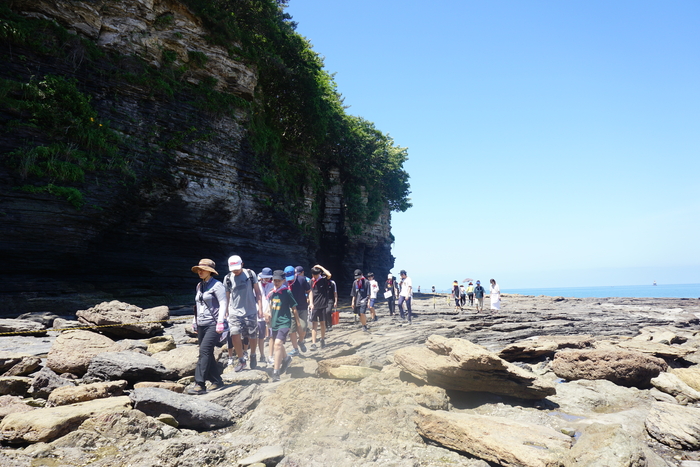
top-left (195, 324), bottom-right (223, 387)
top-left (387, 295), bottom-right (396, 315)
top-left (325, 304), bottom-right (333, 328)
top-left (398, 296), bottom-right (412, 322)
top-left (468, 293), bottom-right (474, 305)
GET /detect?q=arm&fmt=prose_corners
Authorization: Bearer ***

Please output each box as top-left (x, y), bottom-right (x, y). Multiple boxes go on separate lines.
top-left (314, 264), bottom-right (332, 279)
top-left (308, 288), bottom-right (314, 311)
top-left (253, 281), bottom-right (263, 319)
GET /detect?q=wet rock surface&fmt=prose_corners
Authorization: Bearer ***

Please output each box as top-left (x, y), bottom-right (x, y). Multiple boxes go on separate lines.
top-left (0, 293), bottom-right (697, 465)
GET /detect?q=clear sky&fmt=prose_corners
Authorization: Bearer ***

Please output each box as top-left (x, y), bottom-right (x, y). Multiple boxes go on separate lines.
top-left (286, 0), bottom-right (700, 289)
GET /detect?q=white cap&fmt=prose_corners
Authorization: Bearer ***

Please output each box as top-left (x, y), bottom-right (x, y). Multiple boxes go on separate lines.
top-left (228, 255), bottom-right (242, 271)
top-left (387, 274), bottom-right (392, 279)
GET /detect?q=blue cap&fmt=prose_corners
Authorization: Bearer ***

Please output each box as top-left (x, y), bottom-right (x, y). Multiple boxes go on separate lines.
top-left (284, 266), bottom-right (296, 281)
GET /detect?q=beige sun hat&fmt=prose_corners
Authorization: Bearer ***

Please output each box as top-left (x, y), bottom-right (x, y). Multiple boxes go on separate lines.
top-left (192, 258), bottom-right (218, 275)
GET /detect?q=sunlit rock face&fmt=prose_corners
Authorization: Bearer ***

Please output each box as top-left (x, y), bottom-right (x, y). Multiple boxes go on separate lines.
top-left (0, 0), bottom-right (395, 314)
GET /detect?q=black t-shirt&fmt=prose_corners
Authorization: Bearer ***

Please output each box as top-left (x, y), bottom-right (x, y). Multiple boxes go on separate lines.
top-left (311, 276), bottom-right (329, 310)
top-left (288, 276), bottom-right (310, 310)
top-left (350, 277), bottom-right (371, 302)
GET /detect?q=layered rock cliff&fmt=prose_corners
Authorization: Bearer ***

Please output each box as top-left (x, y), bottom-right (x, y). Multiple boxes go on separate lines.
top-left (0, 0), bottom-right (399, 314)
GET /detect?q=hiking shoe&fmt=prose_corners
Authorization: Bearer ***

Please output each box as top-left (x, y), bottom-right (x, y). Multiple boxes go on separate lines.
top-left (373, 316), bottom-right (378, 322)
top-left (288, 349), bottom-right (299, 357)
top-left (250, 354), bottom-right (257, 370)
top-left (298, 341), bottom-right (307, 353)
top-left (208, 382), bottom-right (224, 391)
top-left (234, 358), bottom-right (247, 372)
top-left (226, 358), bottom-right (234, 367)
top-left (362, 326), bottom-right (370, 333)
top-left (310, 343), bottom-right (317, 351)
top-left (280, 355), bottom-right (292, 374)
top-left (271, 371), bottom-right (280, 382)
top-left (187, 384), bottom-right (206, 395)
top-left (320, 339), bottom-right (326, 349)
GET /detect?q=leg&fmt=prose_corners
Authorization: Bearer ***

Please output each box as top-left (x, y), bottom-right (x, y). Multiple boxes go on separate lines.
top-left (406, 297), bottom-right (413, 322)
top-left (195, 324), bottom-right (223, 387)
top-left (398, 296), bottom-right (406, 319)
top-left (312, 320), bottom-right (318, 344)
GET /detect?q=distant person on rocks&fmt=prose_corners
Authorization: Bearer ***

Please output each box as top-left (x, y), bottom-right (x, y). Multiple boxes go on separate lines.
top-left (452, 280), bottom-right (462, 311)
top-left (459, 284), bottom-right (466, 307)
top-left (325, 274), bottom-right (338, 331)
top-left (189, 259), bottom-right (226, 395)
top-left (385, 274), bottom-right (398, 316)
top-left (258, 267), bottom-right (274, 364)
top-left (490, 279), bottom-right (501, 313)
top-left (398, 270), bottom-right (413, 323)
top-left (265, 269), bottom-right (298, 382)
top-left (350, 269), bottom-right (372, 332)
top-left (466, 282), bottom-right (475, 307)
top-left (474, 280), bottom-right (485, 313)
top-left (309, 265), bottom-right (331, 349)
top-left (368, 272), bottom-right (379, 322)
top-left (285, 265), bottom-right (309, 355)
top-left (417, 285), bottom-right (421, 293)
top-left (431, 285), bottom-right (436, 293)
top-left (224, 255), bottom-right (263, 372)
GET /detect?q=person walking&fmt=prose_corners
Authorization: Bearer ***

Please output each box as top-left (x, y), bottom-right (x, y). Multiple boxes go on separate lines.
top-left (325, 275), bottom-right (338, 332)
top-left (308, 265), bottom-right (331, 349)
top-left (490, 278), bottom-right (501, 313)
top-left (466, 282), bottom-right (475, 307)
top-left (258, 267), bottom-right (274, 365)
top-left (350, 269), bottom-right (371, 332)
top-left (224, 255), bottom-right (263, 372)
top-left (265, 270), bottom-right (298, 382)
top-left (385, 274), bottom-right (398, 316)
top-left (367, 272), bottom-right (379, 322)
top-left (285, 265), bottom-right (308, 355)
top-left (189, 259), bottom-right (226, 395)
top-left (474, 280), bottom-right (485, 313)
top-left (459, 284), bottom-right (466, 307)
top-left (398, 270), bottom-right (413, 323)
top-left (451, 280), bottom-right (462, 312)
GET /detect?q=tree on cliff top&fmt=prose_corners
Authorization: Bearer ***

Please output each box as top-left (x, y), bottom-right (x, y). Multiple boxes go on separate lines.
top-left (182, 0), bottom-right (412, 227)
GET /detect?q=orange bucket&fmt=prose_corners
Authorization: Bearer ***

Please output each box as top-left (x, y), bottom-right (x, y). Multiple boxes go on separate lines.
top-left (332, 311), bottom-right (340, 325)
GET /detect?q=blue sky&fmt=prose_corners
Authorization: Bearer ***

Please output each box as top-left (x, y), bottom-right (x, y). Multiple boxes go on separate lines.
top-left (286, 1), bottom-right (700, 289)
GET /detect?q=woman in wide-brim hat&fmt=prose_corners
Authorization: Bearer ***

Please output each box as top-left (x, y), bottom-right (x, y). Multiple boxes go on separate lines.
top-left (189, 259), bottom-right (227, 395)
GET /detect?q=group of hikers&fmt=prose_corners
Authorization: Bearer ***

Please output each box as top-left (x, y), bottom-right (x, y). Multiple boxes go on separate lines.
top-left (451, 279), bottom-right (501, 313)
top-left (189, 256), bottom-right (415, 394)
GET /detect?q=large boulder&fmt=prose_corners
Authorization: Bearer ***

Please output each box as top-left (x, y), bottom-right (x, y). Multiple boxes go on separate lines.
top-left (76, 301), bottom-right (169, 338)
top-left (151, 345), bottom-right (215, 379)
top-left (394, 335), bottom-right (555, 399)
top-left (129, 387), bottom-right (232, 430)
top-left (0, 377), bottom-right (32, 396)
top-left (0, 395), bottom-right (34, 421)
top-left (28, 367), bottom-right (75, 399)
top-left (645, 401), bottom-right (700, 449)
top-left (84, 351), bottom-right (174, 383)
top-left (671, 367), bottom-right (700, 392)
top-left (46, 380), bottom-right (128, 407)
top-left (2, 356), bottom-right (41, 377)
top-left (552, 349), bottom-right (667, 388)
top-left (0, 396), bottom-right (132, 443)
top-left (46, 330), bottom-right (117, 376)
top-left (414, 407), bottom-right (572, 467)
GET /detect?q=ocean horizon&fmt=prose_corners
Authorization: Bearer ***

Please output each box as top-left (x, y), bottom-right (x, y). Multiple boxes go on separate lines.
top-left (426, 283), bottom-right (700, 299)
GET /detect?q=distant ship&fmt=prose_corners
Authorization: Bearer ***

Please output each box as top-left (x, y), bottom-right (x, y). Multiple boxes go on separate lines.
top-left (653, 280), bottom-right (657, 286)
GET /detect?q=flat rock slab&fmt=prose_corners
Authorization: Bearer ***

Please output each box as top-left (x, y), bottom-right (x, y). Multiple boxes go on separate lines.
top-left (85, 351), bottom-right (174, 383)
top-left (394, 334), bottom-right (555, 399)
top-left (222, 368), bottom-right (269, 385)
top-left (47, 330), bottom-right (117, 376)
top-left (414, 407), bottom-right (571, 467)
top-left (498, 335), bottom-right (593, 361)
top-left (646, 401), bottom-right (700, 449)
top-left (671, 367), bottom-right (700, 392)
top-left (567, 423), bottom-right (646, 467)
top-left (316, 355), bottom-right (367, 377)
top-left (0, 395), bottom-right (132, 443)
top-left (153, 345), bottom-right (223, 379)
top-left (0, 319), bottom-right (46, 336)
top-left (237, 445), bottom-right (284, 466)
top-left (47, 380), bottom-right (128, 407)
top-left (133, 381), bottom-right (185, 393)
top-left (130, 387), bottom-right (232, 430)
top-left (0, 395), bottom-right (34, 421)
top-left (552, 349), bottom-right (667, 388)
top-left (201, 384), bottom-right (261, 418)
top-left (0, 377), bottom-right (32, 396)
top-left (76, 301), bottom-right (169, 339)
top-left (651, 372), bottom-right (700, 404)
top-left (2, 355), bottom-right (41, 377)
top-left (327, 365), bottom-right (379, 381)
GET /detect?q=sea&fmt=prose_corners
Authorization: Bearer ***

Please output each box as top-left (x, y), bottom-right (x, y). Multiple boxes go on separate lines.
top-left (504, 283), bottom-right (700, 299)
top-left (427, 283), bottom-right (700, 298)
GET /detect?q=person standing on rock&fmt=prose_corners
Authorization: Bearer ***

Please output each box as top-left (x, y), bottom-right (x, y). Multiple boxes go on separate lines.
top-left (398, 270), bottom-right (413, 323)
top-left (286, 265), bottom-right (310, 355)
top-left (308, 265), bottom-right (331, 349)
top-left (474, 280), bottom-right (485, 313)
top-left (265, 270), bottom-right (298, 382)
top-left (459, 284), bottom-right (466, 307)
top-left (189, 259), bottom-right (226, 395)
top-left (224, 255), bottom-right (263, 372)
top-left (385, 274), bottom-right (398, 316)
top-left (466, 282), bottom-right (475, 307)
top-left (351, 269), bottom-right (372, 332)
top-left (490, 279), bottom-right (501, 313)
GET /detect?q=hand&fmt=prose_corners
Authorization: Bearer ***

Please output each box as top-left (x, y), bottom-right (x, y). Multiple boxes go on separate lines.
top-left (216, 322), bottom-right (224, 333)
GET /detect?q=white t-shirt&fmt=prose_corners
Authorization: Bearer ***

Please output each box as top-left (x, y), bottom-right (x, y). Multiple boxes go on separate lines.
top-left (369, 280), bottom-right (379, 299)
top-left (400, 276), bottom-right (413, 298)
top-left (260, 280), bottom-right (274, 318)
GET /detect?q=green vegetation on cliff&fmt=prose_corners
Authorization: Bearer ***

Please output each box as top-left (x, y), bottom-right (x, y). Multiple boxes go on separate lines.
top-left (0, 0), bottom-right (410, 233)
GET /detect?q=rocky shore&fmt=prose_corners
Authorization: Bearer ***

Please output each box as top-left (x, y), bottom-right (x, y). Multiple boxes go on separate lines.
top-left (1, 293), bottom-right (700, 466)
